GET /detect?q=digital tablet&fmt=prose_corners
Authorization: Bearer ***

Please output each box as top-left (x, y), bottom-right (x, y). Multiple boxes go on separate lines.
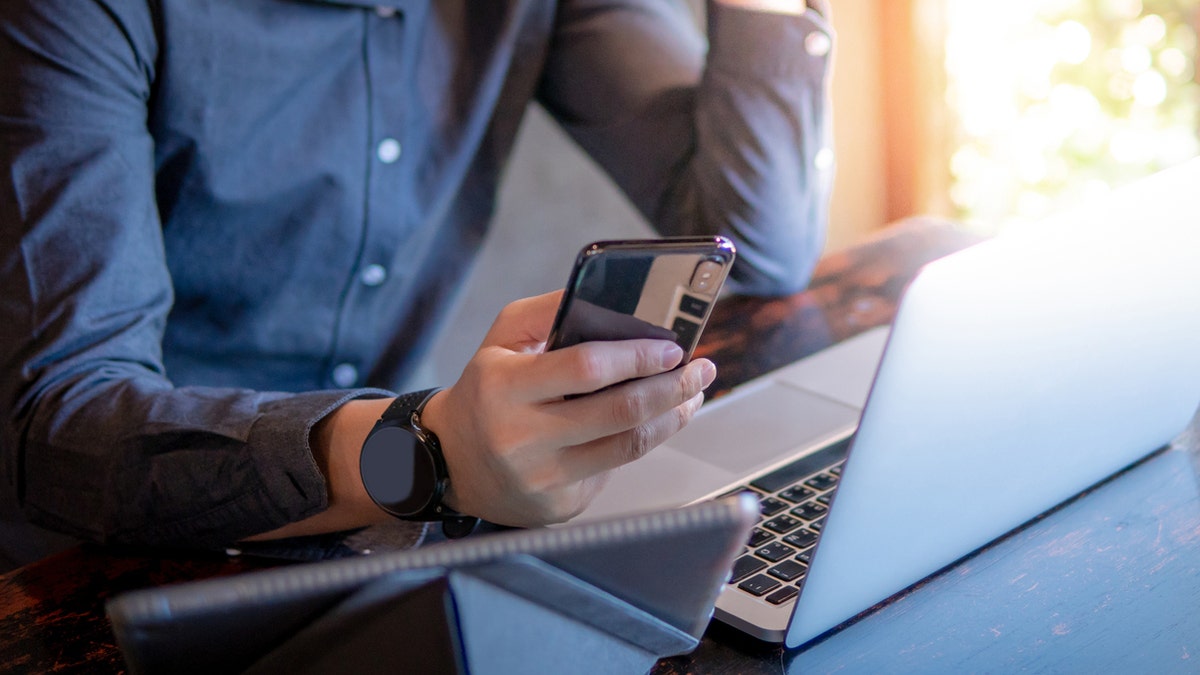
top-left (106, 494), bottom-right (758, 674)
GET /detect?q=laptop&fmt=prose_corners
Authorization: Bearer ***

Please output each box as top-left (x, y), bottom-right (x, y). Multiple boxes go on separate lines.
top-left (567, 158), bottom-right (1200, 648)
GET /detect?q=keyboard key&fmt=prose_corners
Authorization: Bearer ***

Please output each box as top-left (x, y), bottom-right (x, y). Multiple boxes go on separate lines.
top-left (805, 473), bottom-right (839, 491)
top-left (759, 496), bottom-right (788, 516)
top-left (763, 514), bottom-right (802, 534)
top-left (830, 463), bottom-right (844, 475)
top-left (754, 542), bottom-right (797, 563)
top-left (738, 574), bottom-right (782, 597)
top-left (779, 485), bottom-right (815, 503)
top-left (796, 551), bottom-right (812, 564)
top-left (791, 502), bottom-right (828, 521)
top-left (817, 493), bottom-right (833, 505)
top-left (730, 555), bottom-right (768, 583)
top-left (782, 529), bottom-right (819, 549)
top-left (765, 585), bottom-right (800, 605)
top-left (747, 528), bottom-right (774, 548)
top-left (809, 517), bottom-right (826, 532)
top-left (768, 560), bottom-right (808, 582)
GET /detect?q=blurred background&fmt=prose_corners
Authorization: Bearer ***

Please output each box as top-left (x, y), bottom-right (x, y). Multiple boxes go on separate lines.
top-left (420, 0), bottom-right (1200, 386)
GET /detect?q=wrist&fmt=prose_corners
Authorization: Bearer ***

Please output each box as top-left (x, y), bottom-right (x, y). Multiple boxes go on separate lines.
top-left (358, 388), bottom-right (479, 538)
top-left (418, 388), bottom-right (461, 512)
top-left (315, 397), bottom-right (394, 519)
top-left (245, 396), bottom-right (392, 541)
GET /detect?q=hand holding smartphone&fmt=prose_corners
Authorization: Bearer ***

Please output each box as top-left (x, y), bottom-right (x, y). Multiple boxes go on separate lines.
top-left (546, 237), bottom-right (736, 363)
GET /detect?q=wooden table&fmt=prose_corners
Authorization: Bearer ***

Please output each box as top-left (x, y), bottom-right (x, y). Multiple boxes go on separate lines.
top-left (4, 219), bottom-right (1198, 673)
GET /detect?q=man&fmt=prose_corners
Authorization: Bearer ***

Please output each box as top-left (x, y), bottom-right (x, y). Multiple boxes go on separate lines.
top-left (0, 0), bottom-right (834, 569)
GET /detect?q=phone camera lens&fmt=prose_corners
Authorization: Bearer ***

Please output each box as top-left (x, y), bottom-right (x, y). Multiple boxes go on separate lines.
top-left (689, 260), bottom-right (724, 294)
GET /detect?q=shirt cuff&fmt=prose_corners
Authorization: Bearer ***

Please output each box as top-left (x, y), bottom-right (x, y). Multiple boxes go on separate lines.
top-left (245, 388), bottom-right (395, 530)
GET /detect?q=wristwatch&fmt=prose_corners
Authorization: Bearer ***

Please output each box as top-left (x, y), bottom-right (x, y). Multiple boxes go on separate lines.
top-left (359, 388), bottom-right (479, 538)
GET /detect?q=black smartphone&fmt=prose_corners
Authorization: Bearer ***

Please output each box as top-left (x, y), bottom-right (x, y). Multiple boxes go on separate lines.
top-left (546, 236), bottom-right (736, 363)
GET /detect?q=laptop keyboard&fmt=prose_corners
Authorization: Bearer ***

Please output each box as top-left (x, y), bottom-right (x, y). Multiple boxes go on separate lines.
top-left (726, 435), bottom-right (853, 606)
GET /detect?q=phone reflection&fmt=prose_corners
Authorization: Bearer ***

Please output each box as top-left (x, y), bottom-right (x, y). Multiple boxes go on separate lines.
top-left (555, 251), bottom-right (725, 356)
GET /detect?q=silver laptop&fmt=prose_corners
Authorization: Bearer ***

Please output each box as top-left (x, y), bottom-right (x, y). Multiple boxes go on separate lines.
top-left (567, 159), bottom-right (1200, 648)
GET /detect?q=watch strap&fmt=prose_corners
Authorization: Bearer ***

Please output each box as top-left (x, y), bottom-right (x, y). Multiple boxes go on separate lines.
top-left (369, 388), bottom-right (479, 538)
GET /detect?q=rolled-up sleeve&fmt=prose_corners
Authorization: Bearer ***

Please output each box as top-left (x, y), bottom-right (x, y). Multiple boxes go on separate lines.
top-left (538, 0), bottom-right (835, 295)
top-left (0, 0), bottom-right (369, 548)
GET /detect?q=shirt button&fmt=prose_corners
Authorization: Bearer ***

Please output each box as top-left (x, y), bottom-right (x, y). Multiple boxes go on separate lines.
top-left (377, 138), bottom-right (402, 164)
top-left (332, 363), bottom-right (359, 388)
top-left (374, 6), bottom-right (396, 17)
top-left (360, 264), bottom-right (387, 287)
top-left (814, 147), bottom-right (834, 171)
top-left (805, 31), bottom-right (832, 58)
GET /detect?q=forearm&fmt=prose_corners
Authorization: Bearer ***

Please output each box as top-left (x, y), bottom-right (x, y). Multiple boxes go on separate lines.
top-left (0, 113), bottom-right (380, 548)
top-left (9, 364), bottom-right (382, 548)
top-left (245, 397), bottom-right (394, 541)
top-left (541, 0), bottom-right (835, 295)
top-left (660, 1), bottom-right (835, 294)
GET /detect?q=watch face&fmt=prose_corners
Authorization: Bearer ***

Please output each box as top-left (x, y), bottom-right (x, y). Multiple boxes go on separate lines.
top-left (360, 425), bottom-right (438, 516)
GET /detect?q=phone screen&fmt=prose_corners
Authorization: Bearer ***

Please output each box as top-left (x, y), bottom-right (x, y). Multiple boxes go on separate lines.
top-left (546, 237), bottom-right (736, 361)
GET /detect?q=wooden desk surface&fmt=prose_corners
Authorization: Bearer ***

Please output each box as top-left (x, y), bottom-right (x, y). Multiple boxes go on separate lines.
top-left (3, 219), bottom-right (1198, 674)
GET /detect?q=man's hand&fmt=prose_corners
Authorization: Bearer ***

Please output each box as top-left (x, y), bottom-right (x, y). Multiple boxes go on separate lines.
top-left (422, 291), bottom-right (716, 527)
top-left (249, 290), bottom-right (714, 541)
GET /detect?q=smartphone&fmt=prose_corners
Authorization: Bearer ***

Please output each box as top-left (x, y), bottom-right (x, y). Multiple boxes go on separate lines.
top-left (546, 236), bottom-right (737, 363)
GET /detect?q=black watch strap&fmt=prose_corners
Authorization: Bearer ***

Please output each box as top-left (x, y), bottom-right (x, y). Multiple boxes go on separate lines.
top-left (364, 388), bottom-right (479, 539)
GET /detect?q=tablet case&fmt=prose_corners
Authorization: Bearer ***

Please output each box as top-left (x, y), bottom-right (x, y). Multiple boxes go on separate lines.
top-left (106, 494), bottom-right (758, 675)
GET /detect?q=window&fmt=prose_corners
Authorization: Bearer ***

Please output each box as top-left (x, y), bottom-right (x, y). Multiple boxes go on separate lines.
top-left (943, 0), bottom-right (1200, 232)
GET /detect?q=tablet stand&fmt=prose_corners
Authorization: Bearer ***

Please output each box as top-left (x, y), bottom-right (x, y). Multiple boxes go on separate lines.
top-left (243, 555), bottom-right (698, 675)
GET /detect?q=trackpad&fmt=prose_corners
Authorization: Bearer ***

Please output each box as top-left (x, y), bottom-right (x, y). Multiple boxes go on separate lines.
top-left (663, 383), bottom-right (860, 474)
top-left (571, 444), bottom-right (733, 523)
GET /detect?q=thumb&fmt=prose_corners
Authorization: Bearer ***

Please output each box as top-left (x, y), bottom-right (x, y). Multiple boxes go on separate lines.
top-left (481, 290), bottom-right (564, 348)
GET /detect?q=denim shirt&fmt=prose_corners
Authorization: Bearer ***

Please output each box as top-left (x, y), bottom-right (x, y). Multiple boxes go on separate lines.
top-left (0, 0), bottom-right (834, 564)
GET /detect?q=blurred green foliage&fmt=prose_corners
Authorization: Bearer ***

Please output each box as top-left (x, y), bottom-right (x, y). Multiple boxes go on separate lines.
top-left (945, 0), bottom-right (1200, 231)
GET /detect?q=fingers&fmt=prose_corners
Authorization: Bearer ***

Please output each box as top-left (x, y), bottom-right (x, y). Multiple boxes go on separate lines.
top-left (430, 353), bottom-right (716, 524)
top-left (522, 360), bottom-right (713, 503)
top-left (428, 291), bottom-right (723, 528)
top-left (544, 357), bottom-right (716, 446)
top-left (481, 293), bottom-right (691, 403)
top-left (519, 339), bottom-right (687, 401)
top-left (484, 389), bottom-right (706, 526)
top-left (556, 391), bottom-right (707, 484)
